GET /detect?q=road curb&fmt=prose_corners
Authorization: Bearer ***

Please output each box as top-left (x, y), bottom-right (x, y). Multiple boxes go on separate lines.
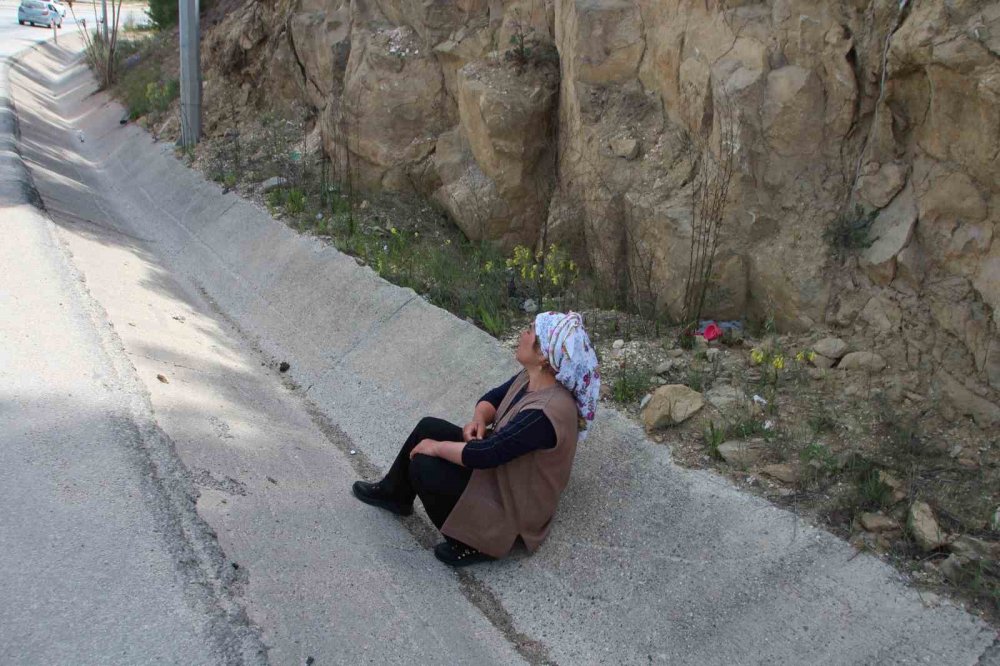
top-left (0, 53), bottom-right (43, 208)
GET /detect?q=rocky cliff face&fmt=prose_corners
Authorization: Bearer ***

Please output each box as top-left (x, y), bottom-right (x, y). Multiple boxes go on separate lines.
top-left (203, 0), bottom-right (1000, 414)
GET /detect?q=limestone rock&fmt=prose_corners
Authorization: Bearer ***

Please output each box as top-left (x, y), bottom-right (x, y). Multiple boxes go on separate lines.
top-left (895, 241), bottom-right (928, 288)
top-left (717, 440), bottom-right (766, 467)
top-left (704, 385), bottom-right (744, 412)
top-left (860, 183), bottom-right (917, 286)
top-left (260, 176), bottom-right (288, 193)
top-left (763, 66), bottom-right (824, 157)
top-left (642, 385), bottom-right (705, 430)
top-left (908, 501), bottom-right (947, 552)
top-left (811, 354), bottom-right (836, 369)
top-left (939, 554), bottom-right (965, 582)
top-left (761, 463), bottom-right (799, 484)
top-left (838, 352), bottom-right (887, 372)
top-left (341, 25), bottom-right (448, 185)
top-left (878, 471), bottom-right (908, 503)
top-left (949, 535), bottom-right (1000, 562)
top-left (858, 162), bottom-right (907, 209)
top-left (564, 0), bottom-right (645, 85)
top-left (934, 371), bottom-right (1000, 428)
top-left (288, 3), bottom-right (351, 108)
top-left (655, 359), bottom-right (679, 375)
top-left (859, 296), bottom-right (902, 335)
top-left (610, 136), bottom-right (639, 160)
top-left (435, 58), bottom-right (558, 246)
top-left (813, 337), bottom-right (848, 360)
top-left (860, 512), bottom-right (899, 533)
top-left (201, 0), bottom-right (1000, 376)
top-left (612, 339), bottom-right (625, 350)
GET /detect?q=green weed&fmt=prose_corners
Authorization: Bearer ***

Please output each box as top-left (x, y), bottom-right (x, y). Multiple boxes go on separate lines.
top-left (704, 422), bottom-right (725, 460)
top-left (611, 366), bottom-right (651, 405)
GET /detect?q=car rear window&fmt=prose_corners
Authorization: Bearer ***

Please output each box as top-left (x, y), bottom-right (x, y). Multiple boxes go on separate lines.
top-left (22, 1), bottom-right (45, 9)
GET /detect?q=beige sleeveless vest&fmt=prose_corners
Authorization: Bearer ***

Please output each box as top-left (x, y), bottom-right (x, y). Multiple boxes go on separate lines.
top-left (441, 370), bottom-right (580, 558)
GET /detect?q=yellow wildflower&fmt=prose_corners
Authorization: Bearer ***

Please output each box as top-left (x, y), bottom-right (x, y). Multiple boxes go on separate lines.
top-left (795, 351), bottom-right (805, 363)
top-left (390, 227), bottom-right (398, 235)
top-left (750, 348), bottom-right (765, 365)
top-left (772, 355), bottom-right (785, 370)
top-left (484, 260), bottom-right (494, 273)
top-left (808, 351), bottom-right (816, 362)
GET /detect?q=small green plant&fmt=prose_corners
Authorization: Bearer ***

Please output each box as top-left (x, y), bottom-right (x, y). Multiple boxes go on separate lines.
top-left (145, 79), bottom-right (178, 113)
top-left (146, 0), bottom-right (178, 29)
top-left (728, 413), bottom-right (768, 440)
top-left (825, 205), bottom-right (877, 258)
top-left (799, 442), bottom-right (837, 482)
top-left (504, 9), bottom-right (534, 71)
top-left (685, 365), bottom-right (706, 392)
top-left (807, 400), bottom-right (837, 436)
top-left (286, 188), bottom-right (307, 215)
top-left (266, 187), bottom-right (307, 216)
top-left (874, 398), bottom-right (924, 458)
top-left (611, 365), bottom-right (650, 405)
top-left (677, 324), bottom-right (697, 350)
top-left (507, 243), bottom-right (579, 310)
top-left (853, 466), bottom-right (894, 512)
top-left (704, 422), bottom-right (725, 460)
top-left (476, 301), bottom-right (507, 336)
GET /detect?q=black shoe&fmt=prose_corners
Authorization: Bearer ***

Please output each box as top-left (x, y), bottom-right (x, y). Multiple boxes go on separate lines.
top-left (434, 539), bottom-right (494, 567)
top-left (351, 480), bottom-right (413, 517)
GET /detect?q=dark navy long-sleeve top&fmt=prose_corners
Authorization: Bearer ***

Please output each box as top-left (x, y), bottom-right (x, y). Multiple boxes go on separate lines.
top-left (461, 374), bottom-right (557, 469)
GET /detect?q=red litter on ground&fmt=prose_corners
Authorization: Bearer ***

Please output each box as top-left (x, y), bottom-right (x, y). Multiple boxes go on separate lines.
top-left (701, 322), bottom-right (722, 341)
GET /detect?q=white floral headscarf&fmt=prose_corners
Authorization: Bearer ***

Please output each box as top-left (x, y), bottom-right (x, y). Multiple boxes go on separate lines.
top-left (534, 311), bottom-right (600, 440)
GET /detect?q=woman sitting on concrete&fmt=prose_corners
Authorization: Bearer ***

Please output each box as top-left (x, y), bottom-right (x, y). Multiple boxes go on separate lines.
top-left (352, 311), bottom-right (600, 566)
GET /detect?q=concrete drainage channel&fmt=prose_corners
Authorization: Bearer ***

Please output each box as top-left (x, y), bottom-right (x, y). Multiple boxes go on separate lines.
top-left (6, 36), bottom-right (999, 665)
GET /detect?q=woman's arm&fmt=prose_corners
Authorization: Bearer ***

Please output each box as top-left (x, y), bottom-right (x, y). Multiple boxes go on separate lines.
top-left (412, 410), bottom-right (555, 468)
top-left (409, 438), bottom-right (467, 466)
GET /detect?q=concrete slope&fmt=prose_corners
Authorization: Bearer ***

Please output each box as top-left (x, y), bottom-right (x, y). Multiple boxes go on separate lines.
top-left (11, 38), bottom-right (999, 665)
top-left (7, 40), bottom-right (526, 665)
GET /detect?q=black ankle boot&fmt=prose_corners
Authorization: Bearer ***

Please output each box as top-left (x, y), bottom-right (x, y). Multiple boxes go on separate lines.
top-left (434, 539), bottom-right (494, 567)
top-left (351, 480), bottom-right (413, 516)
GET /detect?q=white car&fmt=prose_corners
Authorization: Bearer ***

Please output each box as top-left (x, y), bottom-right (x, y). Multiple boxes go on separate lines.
top-left (17, 0), bottom-right (63, 27)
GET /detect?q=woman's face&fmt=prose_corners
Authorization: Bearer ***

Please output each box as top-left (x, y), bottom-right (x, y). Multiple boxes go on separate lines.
top-left (515, 326), bottom-right (545, 369)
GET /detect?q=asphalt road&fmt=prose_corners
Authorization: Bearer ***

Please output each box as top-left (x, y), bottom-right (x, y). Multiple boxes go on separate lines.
top-left (0, 17), bottom-right (266, 666)
top-left (1, 1), bottom-right (82, 56)
top-left (0, 0), bottom-right (144, 58)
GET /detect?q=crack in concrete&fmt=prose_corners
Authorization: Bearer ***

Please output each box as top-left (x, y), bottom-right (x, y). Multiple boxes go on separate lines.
top-left (37, 196), bottom-right (270, 665)
top-left (303, 292), bottom-right (419, 395)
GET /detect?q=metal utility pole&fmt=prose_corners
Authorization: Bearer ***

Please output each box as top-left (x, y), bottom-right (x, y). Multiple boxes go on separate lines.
top-left (179, 0), bottom-right (201, 147)
top-left (101, 0), bottom-right (108, 42)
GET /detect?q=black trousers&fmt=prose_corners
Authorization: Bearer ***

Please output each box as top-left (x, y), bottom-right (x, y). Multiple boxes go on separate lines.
top-left (381, 417), bottom-right (472, 530)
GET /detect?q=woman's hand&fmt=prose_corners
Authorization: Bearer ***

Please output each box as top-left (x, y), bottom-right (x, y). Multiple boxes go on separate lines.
top-left (462, 419), bottom-right (487, 442)
top-left (410, 438), bottom-right (440, 460)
